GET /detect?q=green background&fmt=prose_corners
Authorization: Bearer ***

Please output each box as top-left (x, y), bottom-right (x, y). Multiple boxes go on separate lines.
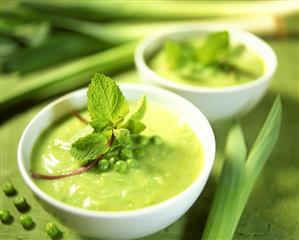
top-left (0, 38), bottom-right (298, 239)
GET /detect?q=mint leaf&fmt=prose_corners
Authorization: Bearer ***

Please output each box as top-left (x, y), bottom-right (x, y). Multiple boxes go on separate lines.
top-left (113, 128), bottom-right (132, 146)
top-left (122, 96), bottom-right (147, 134)
top-left (125, 120), bottom-right (146, 134)
top-left (70, 133), bottom-right (108, 163)
top-left (165, 40), bottom-right (195, 69)
top-left (71, 124), bottom-right (94, 143)
top-left (197, 31), bottom-right (229, 64)
top-left (102, 128), bottom-right (113, 139)
top-left (165, 41), bottom-right (182, 69)
top-left (88, 73), bottom-right (129, 131)
top-left (129, 95), bottom-right (147, 122)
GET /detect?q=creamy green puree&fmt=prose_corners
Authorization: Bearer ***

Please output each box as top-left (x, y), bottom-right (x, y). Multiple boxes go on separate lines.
top-left (149, 34), bottom-right (265, 88)
top-left (31, 103), bottom-right (203, 211)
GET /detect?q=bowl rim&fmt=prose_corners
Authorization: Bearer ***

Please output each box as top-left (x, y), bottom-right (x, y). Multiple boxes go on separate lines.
top-left (18, 83), bottom-right (215, 218)
top-left (135, 25), bottom-right (277, 93)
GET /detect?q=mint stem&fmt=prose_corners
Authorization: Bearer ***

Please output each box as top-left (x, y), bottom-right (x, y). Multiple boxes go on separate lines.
top-left (71, 110), bottom-right (88, 124)
top-left (31, 136), bottom-right (115, 180)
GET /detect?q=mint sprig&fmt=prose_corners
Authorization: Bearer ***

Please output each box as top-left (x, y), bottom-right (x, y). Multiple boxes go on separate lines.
top-left (122, 95), bottom-right (147, 134)
top-left (87, 73), bottom-right (129, 131)
top-left (126, 95), bottom-right (147, 122)
top-left (70, 133), bottom-right (108, 163)
top-left (70, 73), bottom-right (147, 163)
top-left (113, 128), bottom-right (132, 147)
top-left (32, 73), bottom-right (161, 180)
top-left (196, 31), bottom-right (229, 64)
top-left (164, 31), bottom-right (258, 80)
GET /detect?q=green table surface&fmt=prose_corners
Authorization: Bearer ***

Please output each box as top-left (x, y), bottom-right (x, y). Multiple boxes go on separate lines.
top-left (1, 38), bottom-right (298, 240)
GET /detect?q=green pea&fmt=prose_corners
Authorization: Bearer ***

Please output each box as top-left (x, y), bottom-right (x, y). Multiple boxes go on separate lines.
top-left (138, 136), bottom-right (149, 146)
top-left (109, 157), bottom-right (117, 165)
top-left (151, 135), bottom-right (163, 145)
top-left (134, 148), bottom-right (145, 159)
top-left (114, 160), bottom-right (128, 173)
top-left (2, 181), bottom-right (17, 196)
top-left (46, 222), bottom-right (62, 239)
top-left (0, 209), bottom-right (13, 224)
top-left (20, 215), bottom-right (34, 230)
top-left (127, 159), bottom-right (139, 168)
top-left (105, 149), bottom-right (119, 158)
top-left (120, 148), bottom-right (133, 159)
top-left (14, 196), bottom-right (29, 212)
top-left (98, 159), bottom-right (110, 171)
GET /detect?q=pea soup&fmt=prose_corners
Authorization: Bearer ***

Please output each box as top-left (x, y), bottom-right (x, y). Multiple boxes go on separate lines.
top-left (149, 31), bottom-right (265, 87)
top-left (31, 103), bottom-right (203, 211)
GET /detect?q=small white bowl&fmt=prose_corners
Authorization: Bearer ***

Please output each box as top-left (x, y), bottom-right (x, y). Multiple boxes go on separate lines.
top-left (135, 26), bottom-right (277, 122)
top-left (18, 84), bottom-right (215, 240)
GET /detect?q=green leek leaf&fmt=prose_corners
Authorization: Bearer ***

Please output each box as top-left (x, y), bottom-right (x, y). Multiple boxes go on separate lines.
top-left (0, 41), bottom-right (136, 115)
top-left (202, 96), bottom-right (282, 240)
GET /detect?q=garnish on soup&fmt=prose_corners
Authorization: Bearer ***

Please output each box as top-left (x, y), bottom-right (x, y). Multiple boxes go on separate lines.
top-left (32, 73), bottom-right (158, 179)
top-left (150, 31), bottom-right (265, 87)
top-left (30, 73), bottom-right (203, 210)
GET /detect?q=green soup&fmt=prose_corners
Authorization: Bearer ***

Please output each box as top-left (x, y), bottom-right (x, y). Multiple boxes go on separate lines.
top-left (149, 34), bottom-right (265, 88)
top-left (31, 103), bottom-right (203, 211)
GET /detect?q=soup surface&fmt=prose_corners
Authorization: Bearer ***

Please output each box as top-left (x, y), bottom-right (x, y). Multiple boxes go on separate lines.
top-left (31, 103), bottom-right (203, 211)
top-left (149, 36), bottom-right (265, 88)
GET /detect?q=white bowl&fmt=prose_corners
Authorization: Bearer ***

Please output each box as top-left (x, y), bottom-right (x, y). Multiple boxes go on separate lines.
top-left (18, 84), bottom-right (215, 240)
top-left (135, 26), bottom-right (277, 122)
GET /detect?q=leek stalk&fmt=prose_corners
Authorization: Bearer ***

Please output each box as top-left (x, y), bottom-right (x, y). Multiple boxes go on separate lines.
top-left (2, 32), bottom-right (112, 73)
top-left (202, 96), bottom-right (282, 239)
top-left (22, 1), bottom-right (298, 21)
top-left (24, 13), bottom-right (299, 44)
top-left (0, 41), bottom-right (136, 115)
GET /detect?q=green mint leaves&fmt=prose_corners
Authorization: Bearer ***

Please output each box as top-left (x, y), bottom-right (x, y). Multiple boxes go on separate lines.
top-left (127, 95), bottom-right (147, 122)
top-left (165, 41), bottom-right (194, 70)
top-left (197, 31), bottom-right (229, 64)
top-left (164, 31), bottom-right (258, 80)
top-left (123, 96), bottom-right (147, 134)
top-left (88, 74), bottom-right (129, 131)
top-left (113, 128), bottom-right (132, 146)
top-left (70, 133), bottom-right (108, 163)
top-left (70, 73), bottom-right (147, 163)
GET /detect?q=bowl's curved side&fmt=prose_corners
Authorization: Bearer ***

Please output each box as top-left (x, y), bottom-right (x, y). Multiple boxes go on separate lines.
top-left (135, 26), bottom-right (277, 122)
top-left (18, 85), bottom-right (215, 239)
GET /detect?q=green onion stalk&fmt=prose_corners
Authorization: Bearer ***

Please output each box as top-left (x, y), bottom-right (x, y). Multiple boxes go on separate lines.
top-left (0, 41), bottom-right (137, 115)
top-left (21, 1), bottom-right (298, 21)
top-left (202, 96), bottom-right (282, 239)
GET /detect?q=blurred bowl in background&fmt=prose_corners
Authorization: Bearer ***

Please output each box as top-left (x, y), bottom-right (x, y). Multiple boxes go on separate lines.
top-left (135, 26), bottom-right (277, 122)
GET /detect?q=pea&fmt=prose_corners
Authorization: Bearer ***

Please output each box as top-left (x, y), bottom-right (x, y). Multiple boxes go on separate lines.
top-left (20, 215), bottom-right (35, 230)
top-left (134, 148), bottom-right (145, 159)
top-left (109, 157), bottom-right (117, 165)
top-left (105, 149), bottom-right (119, 158)
top-left (14, 196), bottom-right (29, 212)
top-left (114, 160), bottom-right (127, 173)
top-left (127, 159), bottom-right (139, 168)
top-left (98, 159), bottom-right (110, 171)
top-left (120, 148), bottom-right (133, 159)
top-left (2, 181), bottom-right (17, 196)
top-left (46, 222), bottom-right (62, 239)
top-left (0, 209), bottom-right (13, 224)
top-left (151, 135), bottom-right (163, 145)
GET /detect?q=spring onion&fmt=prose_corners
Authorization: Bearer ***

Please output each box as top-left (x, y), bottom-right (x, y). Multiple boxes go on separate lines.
top-left (2, 32), bottom-right (112, 73)
top-left (0, 41), bottom-right (136, 115)
top-left (202, 96), bottom-right (282, 239)
top-left (21, 1), bottom-right (298, 21)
